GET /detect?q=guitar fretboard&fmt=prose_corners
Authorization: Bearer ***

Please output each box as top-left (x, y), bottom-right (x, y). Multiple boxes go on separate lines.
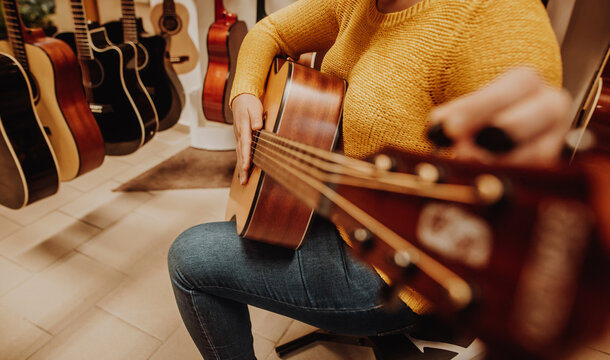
top-left (163, 0), bottom-right (176, 16)
top-left (121, 0), bottom-right (138, 43)
top-left (214, 0), bottom-right (226, 21)
top-left (69, 0), bottom-right (94, 60)
top-left (1, 0), bottom-right (28, 71)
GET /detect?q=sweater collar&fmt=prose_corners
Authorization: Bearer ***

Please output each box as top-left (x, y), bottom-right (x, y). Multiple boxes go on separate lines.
top-left (367, 0), bottom-right (434, 26)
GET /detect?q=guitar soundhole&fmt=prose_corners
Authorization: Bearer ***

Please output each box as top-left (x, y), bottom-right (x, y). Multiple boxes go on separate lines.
top-left (161, 16), bottom-right (181, 34)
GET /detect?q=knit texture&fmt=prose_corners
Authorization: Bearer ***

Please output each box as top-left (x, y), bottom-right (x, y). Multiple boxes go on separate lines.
top-left (229, 0), bottom-right (562, 313)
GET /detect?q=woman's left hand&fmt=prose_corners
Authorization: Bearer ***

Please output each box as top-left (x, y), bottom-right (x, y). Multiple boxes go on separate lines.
top-left (428, 68), bottom-right (572, 166)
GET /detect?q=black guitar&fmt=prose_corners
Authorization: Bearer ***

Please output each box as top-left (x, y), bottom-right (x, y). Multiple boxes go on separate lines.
top-left (61, 0), bottom-right (158, 156)
top-left (103, 0), bottom-right (185, 131)
top-left (0, 53), bottom-right (59, 209)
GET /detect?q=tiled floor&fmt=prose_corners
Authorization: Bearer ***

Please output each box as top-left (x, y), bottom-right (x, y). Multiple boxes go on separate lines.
top-left (0, 125), bottom-right (608, 360)
top-left (0, 125), bottom-right (376, 360)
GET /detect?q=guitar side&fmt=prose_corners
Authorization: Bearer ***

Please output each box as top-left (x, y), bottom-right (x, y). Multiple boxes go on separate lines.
top-left (24, 33), bottom-right (106, 178)
top-left (0, 53), bottom-right (59, 209)
top-left (225, 60), bottom-right (345, 248)
top-left (202, 19), bottom-right (247, 124)
top-left (150, 2), bottom-right (199, 74)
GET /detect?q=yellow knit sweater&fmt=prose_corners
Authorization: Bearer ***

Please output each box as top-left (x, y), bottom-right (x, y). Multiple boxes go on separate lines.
top-left (229, 0), bottom-right (562, 313)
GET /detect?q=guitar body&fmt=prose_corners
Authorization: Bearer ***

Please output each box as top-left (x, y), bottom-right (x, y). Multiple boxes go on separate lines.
top-left (0, 53), bottom-right (59, 209)
top-left (225, 59), bottom-right (346, 248)
top-left (150, 1), bottom-right (199, 74)
top-left (0, 36), bottom-right (104, 181)
top-left (104, 19), bottom-right (185, 131)
top-left (202, 17), bottom-right (247, 124)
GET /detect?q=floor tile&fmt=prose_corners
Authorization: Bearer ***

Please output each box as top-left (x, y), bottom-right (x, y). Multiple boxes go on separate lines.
top-left (254, 334), bottom-right (278, 360)
top-left (116, 139), bottom-right (172, 166)
top-left (28, 308), bottom-right (161, 360)
top-left (0, 305), bottom-right (52, 360)
top-left (252, 309), bottom-right (295, 343)
top-left (77, 212), bottom-right (182, 274)
top-left (97, 251), bottom-right (181, 341)
top-left (60, 180), bottom-right (154, 229)
top-left (66, 157), bottom-right (131, 193)
top-left (0, 185), bottom-right (81, 226)
top-left (153, 124), bottom-right (190, 146)
top-left (0, 215), bottom-right (20, 239)
top-left (112, 155), bottom-right (167, 183)
top-left (149, 324), bottom-right (201, 360)
top-left (0, 252), bottom-right (124, 334)
top-left (0, 211), bottom-right (100, 271)
top-left (0, 256), bottom-right (31, 297)
top-left (136, 188), bottom-right (229, 225)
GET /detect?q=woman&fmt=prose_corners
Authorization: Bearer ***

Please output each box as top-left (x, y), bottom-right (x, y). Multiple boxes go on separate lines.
top-left (169, 0), bottom-right (570, 358)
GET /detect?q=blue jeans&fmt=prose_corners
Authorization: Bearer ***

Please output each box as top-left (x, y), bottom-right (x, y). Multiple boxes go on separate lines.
top-left (168, 217), bottom-right (419, 359)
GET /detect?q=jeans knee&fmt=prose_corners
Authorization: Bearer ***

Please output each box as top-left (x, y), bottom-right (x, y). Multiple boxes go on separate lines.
top-left (167, 221), bottom-right (237, 290)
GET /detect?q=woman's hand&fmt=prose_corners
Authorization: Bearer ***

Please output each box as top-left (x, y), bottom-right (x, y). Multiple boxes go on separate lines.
top-left (428, 68), bottom-right (572, 166)
top-left (232, 94), bottom-right (264, 184)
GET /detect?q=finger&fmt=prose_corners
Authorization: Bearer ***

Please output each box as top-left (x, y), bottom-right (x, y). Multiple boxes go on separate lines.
top-left (493, 129), bottom-right (567, 167)
top-left (249, 101), bottom-right (264, 130)
top-left (232, 107), bottom-right (252, 185)
top-left (491, 87), bottom-right (571, 144)
top-left (430, 68), bottom-right (543, 140)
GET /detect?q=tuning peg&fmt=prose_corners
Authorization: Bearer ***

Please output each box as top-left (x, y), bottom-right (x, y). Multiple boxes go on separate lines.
top-left (427, 123), bottom-right (516, 154)
top-left (351, 228), bottom-right (374, 251)
top-left (373, 154), bottom-right (396, 171)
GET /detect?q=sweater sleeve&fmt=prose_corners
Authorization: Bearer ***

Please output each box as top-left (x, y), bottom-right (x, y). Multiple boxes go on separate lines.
top-left (441, 0), bottom-right (562, 103)
top-left (229, 0), bottom-right (340, 106)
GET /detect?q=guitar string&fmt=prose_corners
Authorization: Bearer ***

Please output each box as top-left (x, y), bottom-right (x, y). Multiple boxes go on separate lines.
top-left (249, 130), bottom-right (481, 205)
top-left (250, 137), bottom-right (473, 309)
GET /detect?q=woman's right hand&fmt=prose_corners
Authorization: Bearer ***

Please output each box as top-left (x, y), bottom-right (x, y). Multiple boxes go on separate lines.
top-left (232, 94), bottom-right (264, 185)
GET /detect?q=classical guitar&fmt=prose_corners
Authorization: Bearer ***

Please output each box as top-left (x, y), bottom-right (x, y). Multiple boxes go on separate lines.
top-left (201, 0), bottom-right (247, 124)
top-left (0, 53), bottom-right (59, 209)
top-left (256, 0), bottom-right (325, 70)
top-left (225, 59), bottom-right (610, 358)
top-left (150, 0), bottom-right (199, 74)
top-left (103, 0), bottom-right (185, 131)
top-left (0, 0), bottom-right (105, 181)
top-left (63, 0), bottom-right (158, 156)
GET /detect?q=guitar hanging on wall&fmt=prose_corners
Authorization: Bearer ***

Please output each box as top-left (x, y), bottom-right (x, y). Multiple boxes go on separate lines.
top-left (63, 0), bottom-right (158, 156)
top-left (0, 0), bottom-right (105, 181)
top-left (150, 0), bottom-right (199, 74)
top-left (0, 53), bottom-right (59, 209)
top-left (226, 58), bottom-right (610, 359)
top-left (103, 0), bottom-right (185, 131)
top-left (201, 0), bottom-right (247, 124)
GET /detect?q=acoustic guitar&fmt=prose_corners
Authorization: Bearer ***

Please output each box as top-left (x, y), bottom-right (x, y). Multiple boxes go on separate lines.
top-left (225, 59), bottom-right (610, 359)
top-left (0, 0), bottom-right (105, 181)
top-left (0, 53), bottom-right (59, 209)
top-left (150, 0), bottom-right (199, 74)
top-left (103, 0), bottom-right (185, 131)
top-left (63, 0), bottom-right (158, 156)
top-left (202, 0), bottom-right (248, 124)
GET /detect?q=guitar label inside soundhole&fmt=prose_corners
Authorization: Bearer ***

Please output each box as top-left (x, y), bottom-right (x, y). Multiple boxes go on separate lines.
top-left (416, 202), bottom-right (492, 269)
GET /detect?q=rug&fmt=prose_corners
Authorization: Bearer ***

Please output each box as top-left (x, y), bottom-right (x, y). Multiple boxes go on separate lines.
top-left (114, 147), bottom-right (236, 192)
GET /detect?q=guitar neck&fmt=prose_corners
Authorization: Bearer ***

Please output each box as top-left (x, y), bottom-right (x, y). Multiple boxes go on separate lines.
top-left (214, 0), bottom-right (227, 21)
top-left (163, 0), bottom-right (176, 16)
top-left (69, 0), bottom-right (94, 61)
top-left (120, 0), bottom-right (139, 43)
top-left (1, 0), bottom-right (28, 71)
top-left (256, 0), bottom-right (267, 21)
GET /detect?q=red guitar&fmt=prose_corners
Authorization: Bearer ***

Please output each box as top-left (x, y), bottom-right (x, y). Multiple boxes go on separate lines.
top-left (226, 59), bottom-right (610, 359)
top-left (201, 0), bottom-right (248, 124)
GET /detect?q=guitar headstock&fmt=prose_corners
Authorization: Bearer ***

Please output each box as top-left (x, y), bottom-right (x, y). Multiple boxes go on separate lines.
top-left (331, 150), bottom-right (610, 358)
